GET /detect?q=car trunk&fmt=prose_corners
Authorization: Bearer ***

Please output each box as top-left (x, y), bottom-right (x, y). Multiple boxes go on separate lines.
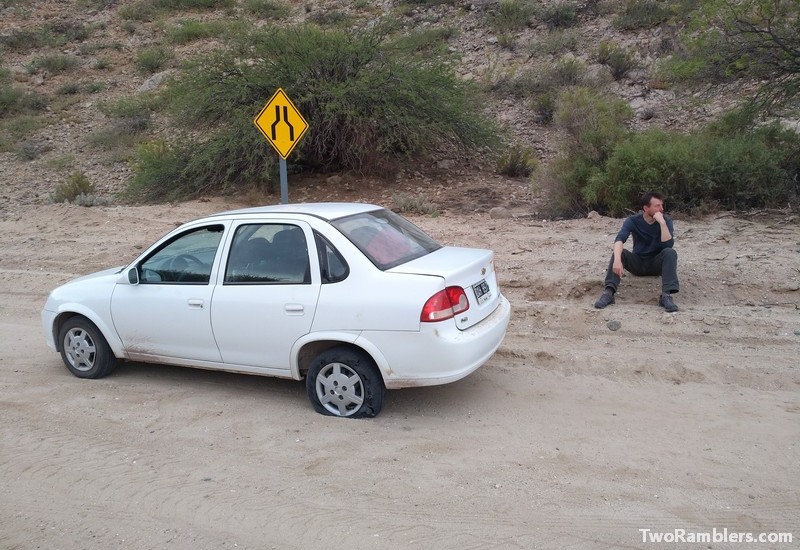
top-left (389, 246), bottom-right (500, 330)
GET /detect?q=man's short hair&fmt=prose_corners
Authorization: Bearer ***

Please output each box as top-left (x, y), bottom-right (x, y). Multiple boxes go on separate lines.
top-left (641, 192), bottom-right (664, 208)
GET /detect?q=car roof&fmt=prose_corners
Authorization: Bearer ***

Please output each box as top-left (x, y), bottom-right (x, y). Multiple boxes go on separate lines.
top-left (205, 202), bottom-right (383, 222)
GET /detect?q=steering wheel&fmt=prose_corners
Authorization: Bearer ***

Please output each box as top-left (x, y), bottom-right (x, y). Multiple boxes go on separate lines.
top-left (168, 254), bottom-right (205, 281)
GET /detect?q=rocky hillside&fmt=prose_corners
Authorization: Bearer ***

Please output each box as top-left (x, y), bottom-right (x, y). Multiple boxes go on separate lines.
top-left (0, 0), bottom-right (740, 213)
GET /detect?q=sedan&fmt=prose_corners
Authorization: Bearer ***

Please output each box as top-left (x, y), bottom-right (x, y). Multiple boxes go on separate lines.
top-left (42, 203), bottom-right (511, 417)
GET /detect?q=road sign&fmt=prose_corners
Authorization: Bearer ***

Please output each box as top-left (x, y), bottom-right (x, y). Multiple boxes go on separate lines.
top-left (253, 88), bottom-right (309, 159)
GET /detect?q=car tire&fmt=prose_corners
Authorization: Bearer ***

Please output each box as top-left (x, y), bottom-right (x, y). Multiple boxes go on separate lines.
top-left (306, 347), bottom-right (385, 418)
top-left (58, 317), bottom-right (118, 379)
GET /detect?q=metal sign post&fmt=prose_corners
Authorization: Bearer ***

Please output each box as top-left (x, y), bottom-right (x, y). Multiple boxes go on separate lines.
top-left (279, 158), bottom-right (288, 205)
top-left (253, 88), bottom-right (309, 204)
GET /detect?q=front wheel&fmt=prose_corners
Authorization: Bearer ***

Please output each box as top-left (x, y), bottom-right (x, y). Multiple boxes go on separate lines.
top-left (58, 317), bottom-right (118, 379)
top-left (306, 348), bottom-right (385, 418)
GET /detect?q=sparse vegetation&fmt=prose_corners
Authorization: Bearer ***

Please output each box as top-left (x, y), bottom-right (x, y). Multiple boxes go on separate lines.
top-left (0, 0), bottom-right (796, 216)
top-left (537, 1), bottom-right (578, 31)
top-left (597, 41), bottom-right (637, 80)
top-left (495, 56), bottom-right (589, 98)
top-left (532, 92), bottom-right (556, 124)
top-left (51, 171), bottom-right (96, 203)
top-left (527, 28), bottom-right (579, 56)
top-left (243, 0), bottom-right (291, 19)
top-left (660, 0), bottom-right (800, 113)
top-left (497, 144), bottom-right (538, 177)
top-left (135, 46), bottom-right (173, 74)
top-left (1, 82), bottom-right (47, 117)
top-left (130, 23), bottom-right (499, 200)
top-left (28, 54), bottom-right (79, 74)
top-left (488, 0), bottom-right (535, 33)
top-left (391, 192), bottom-right (440, 216)
top-left (57, 82), bottom-right (81, 95)
top-left (166, 19), bottom-right (227, 43)
top-left (613, 0), bottom-right (672, 30)
top-left (392, 27), bottom-right (458, 55)
top-left (120, 0), bottom-right (234, 21)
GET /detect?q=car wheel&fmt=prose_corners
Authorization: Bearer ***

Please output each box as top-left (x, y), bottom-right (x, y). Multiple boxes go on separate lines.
top-left (306, 348), bottom-right (385, 418)
top-left (58, 317), bottom-right (118, 379)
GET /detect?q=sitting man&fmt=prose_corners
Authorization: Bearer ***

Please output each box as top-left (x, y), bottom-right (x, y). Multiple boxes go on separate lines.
top-left (594, 191), bottom-right (679, 312)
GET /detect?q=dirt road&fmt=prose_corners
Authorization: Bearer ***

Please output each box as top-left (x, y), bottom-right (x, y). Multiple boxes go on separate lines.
top-left (1, 200), bottom-right (797, 549)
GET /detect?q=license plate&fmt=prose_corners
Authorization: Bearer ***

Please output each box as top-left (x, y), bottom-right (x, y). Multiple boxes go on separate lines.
top-left (472, 279), bottom-right (491, 305)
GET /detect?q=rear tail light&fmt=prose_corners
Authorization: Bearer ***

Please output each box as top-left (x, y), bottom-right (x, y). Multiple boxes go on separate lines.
top-left (420, 286), bottom-right (469, 322)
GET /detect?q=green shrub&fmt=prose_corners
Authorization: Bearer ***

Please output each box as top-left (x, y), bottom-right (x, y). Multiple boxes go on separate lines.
top-left (537, 1), bottom-right (578, 31)
top-left (51, 171), bottom-right (96, 203)
top-left (496, 56), bottom-right (587, 98)
top-left (544, 94), bottom-right (800, 216)
top-left (30, 54), bottom-right (79, 74)
top-left (2, 114), bottom-right (44, 139)
top-left (397, 0), bottom-right (458, 6)
top-left (307, 9), bottom-right (352, 27)
top-left (550, 55), bottom-right (586, 86)
top-left (391, 192), bottom-right (439, 216)
top-left (127, 140), bottom-right (191, 200)
top-left (120, 0), bottom-right (233, 21)
top-left (0, 30), bottom-right (44, 51)
top-left (527, 28), bottom-right (579, 57)
top-left (533, 92), bottom-right (556, 123)
top-left (166, 19), bottom-right (226, 43)
top-left (391, 27), bottom-right (458, 55)
top-left (488, 0), bottom-right (535, 33)
top-left (0, 114), bottom-right (45, 153)
top-left (614, 0), bottom-right (671, 30)
top-left (135, 46), bottom-right (173, 74)
top-left (584, 128), bottom-right (798, 214)
top-left (0, 81), bottom-right (47, 117)
top-left (542, 87), bottom-right (633, 216)
top-left (16, 140), bottom-right (52, 160)
top-left (46, 154), bottom-right (76, 171)
top-left (497, 32), bottom-right (517, 51)
top-left (88, 115), bottom-right (151, 151)
top-left (77, 0), bottom-right (118, 10)
top-left (98, 94), bottom-right (163, 118)
top-left (44, 20), bottom-right (93, 45)
top-left (131, 23), bottom-right (499, 200)
top-left (497, 144), bottom-right (538, 177)
top-left (243, 0), bottom-right (291, 19)
top-left (597, 41), bottom-right (637, 80)
top-left (57, 82), bottom-right (81, 95)
top-left (85, 81), bottom-right (105, 94)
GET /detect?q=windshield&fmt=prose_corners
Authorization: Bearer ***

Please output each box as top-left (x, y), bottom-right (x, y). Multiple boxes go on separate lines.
top-left (332, 209), bottom-right (441, 270)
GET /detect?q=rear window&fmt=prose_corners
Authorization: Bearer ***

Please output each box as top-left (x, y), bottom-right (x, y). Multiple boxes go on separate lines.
top-left (332, 209), bottom-right (441, 270)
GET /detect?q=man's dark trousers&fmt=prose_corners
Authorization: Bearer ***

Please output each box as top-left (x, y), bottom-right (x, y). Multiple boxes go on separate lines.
top-left (604, 248), bottom-right (679, 294)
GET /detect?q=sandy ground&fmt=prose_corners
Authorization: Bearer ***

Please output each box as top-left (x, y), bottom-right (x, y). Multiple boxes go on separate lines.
top-left (0, 199), bottom-right (798, 549)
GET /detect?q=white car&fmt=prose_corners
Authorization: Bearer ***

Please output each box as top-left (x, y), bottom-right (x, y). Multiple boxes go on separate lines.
top-left (42, 203), bottom-right (511, 417)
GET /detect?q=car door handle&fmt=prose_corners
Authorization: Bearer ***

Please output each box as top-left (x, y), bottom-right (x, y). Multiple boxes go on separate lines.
top-left (284, 304), bottom-right (304, 315)
top-left (187, 299), bottom-right (204, 309)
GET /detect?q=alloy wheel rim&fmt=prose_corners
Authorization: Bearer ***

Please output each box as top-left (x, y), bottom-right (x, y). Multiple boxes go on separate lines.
top-left (315, 362), bottom-right (364, 417)
top-left (64, 328), bottom-right (96, 372)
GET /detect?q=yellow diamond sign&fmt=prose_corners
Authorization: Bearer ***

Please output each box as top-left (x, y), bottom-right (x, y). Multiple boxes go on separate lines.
top-left (254, 88), bottom-right (309, 159)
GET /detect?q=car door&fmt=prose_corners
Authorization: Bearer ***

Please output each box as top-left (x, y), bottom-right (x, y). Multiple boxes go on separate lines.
top-left (110, 223), bottom-right (226, 363)
top-left (211, 221), bottom-right (321, 370)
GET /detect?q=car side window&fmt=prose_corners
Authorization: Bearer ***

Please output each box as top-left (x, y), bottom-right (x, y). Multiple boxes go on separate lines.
top-left (314, 231), bottom-right (349, 284)
top-left (225, 223), bottom-right (311, 285)
top-left (139, 225), bottom-right (224, 284)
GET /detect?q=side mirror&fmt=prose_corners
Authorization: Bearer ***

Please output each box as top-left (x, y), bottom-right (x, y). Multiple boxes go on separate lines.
top-left (127, 267), bottom-right (139, 285)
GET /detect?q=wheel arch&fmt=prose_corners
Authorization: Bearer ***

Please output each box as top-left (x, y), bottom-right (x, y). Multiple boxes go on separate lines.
top-left (293, 333), bottom-right (390, 383)
top-left (52, 307), bottom-right (124, 358)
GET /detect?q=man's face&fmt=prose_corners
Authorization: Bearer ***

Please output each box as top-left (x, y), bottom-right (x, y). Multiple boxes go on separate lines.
top-left (643, 198), bottom-right (664, 217)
